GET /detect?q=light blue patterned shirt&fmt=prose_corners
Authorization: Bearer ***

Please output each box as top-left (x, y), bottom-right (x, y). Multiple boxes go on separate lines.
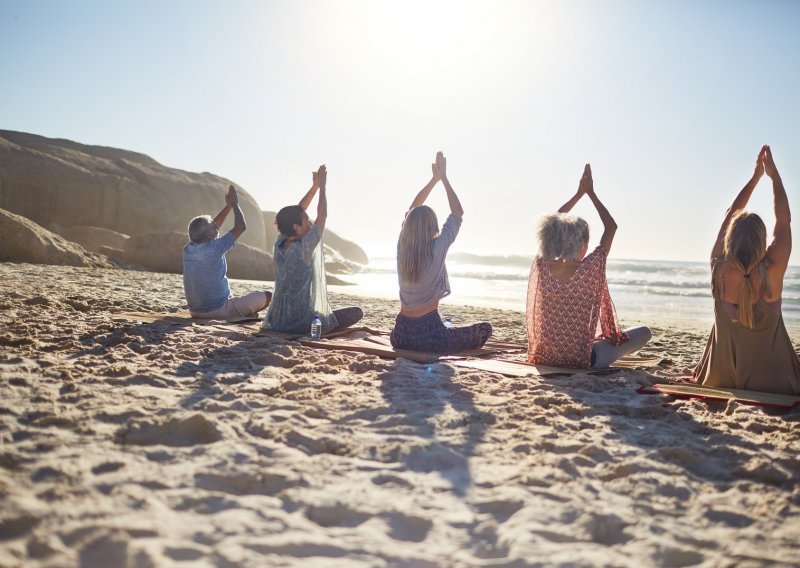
top-left (262, 225), bottom-right (338, 334)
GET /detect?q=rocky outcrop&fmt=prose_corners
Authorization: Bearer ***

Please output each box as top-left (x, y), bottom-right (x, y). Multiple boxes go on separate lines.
top-left (56, 225), bottom-right (130, 254)
top-left (0, 130), bottom-right (267, 250)
top-left (0, 208), bottom-right (115, 268)
top-left (123, 231), bottom-right (276, 281)
top-left (0, 130), bottom-right (369, 273)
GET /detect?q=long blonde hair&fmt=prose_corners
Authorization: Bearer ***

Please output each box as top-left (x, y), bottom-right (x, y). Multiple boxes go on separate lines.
top-left (398, 206), bottom-right (439, 283)
top-left (723, 211), bottom-right (767, 328)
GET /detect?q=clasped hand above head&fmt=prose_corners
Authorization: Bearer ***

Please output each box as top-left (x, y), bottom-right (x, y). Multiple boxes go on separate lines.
top-left (432, 151), bottom-right (447, 183)
top-left (225, 184), bottom-right (238, 206)
top-left (579, 163), bottom-right (594, 196)
top-left (316, 164), bottom-right (327, 190)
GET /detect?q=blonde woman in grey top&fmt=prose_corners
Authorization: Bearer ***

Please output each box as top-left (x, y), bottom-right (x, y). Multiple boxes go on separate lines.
top-left (390, 152), bottom-right (492, 353)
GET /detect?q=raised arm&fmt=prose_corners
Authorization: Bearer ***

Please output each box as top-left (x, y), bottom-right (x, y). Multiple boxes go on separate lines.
top-left (408, 160), bottom-right (441, 212)
top-left (582, 165), bottom-right (617, 253)
top-left (312, 165), bottom-right (328, 233)
top-left (764, 145), bottom-right (792, 270)
top-left (711, 147), bottom-right (765, 259)
top-left (212, 185), bottom-right (234, 229)
top-left (557, 169), bottom-right (586, 213)
top-left (435, 151), bottom-right (464, 218)
top-left (226, 185), bottom-right (246, 241)
top-left (299, 168), bottom-right (321, 210)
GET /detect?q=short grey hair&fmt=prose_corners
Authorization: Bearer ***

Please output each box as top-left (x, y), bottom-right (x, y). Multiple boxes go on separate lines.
top-left (188, 215), bottom-right (215, 243)
top-left (537, 213), bottom-right (590, 261)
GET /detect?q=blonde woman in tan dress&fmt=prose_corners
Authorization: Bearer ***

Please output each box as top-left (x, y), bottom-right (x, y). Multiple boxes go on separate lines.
top-left (694, 146), bottom-right (800, 395)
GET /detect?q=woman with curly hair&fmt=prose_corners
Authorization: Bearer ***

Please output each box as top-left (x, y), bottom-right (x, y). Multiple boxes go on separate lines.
top-left (526, 164), bottom-right (651, 368)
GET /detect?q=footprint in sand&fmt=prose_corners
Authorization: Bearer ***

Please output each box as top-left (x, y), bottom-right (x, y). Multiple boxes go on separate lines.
top-left (371, 473), bottom-right (414, 489)
top-left (116, 414), bottom-right (222, 447)
top-left (305, 504), bottom-right (371, 528)
top-left (473, 499), bottom-right (524, 523)
top-left (91, 462), bottom-right (125, 475)
top-left (704, 508), bottom-right (755, 528)
top-left (78, 531), bottom-right (130, 567)
top-left (652, 547), bottom-right (705, 567)
top-left (383, 512), bottom-right (433, 542)
top-left (579, 512), bottom-right (632, 545)
top-left (0, 513), bottom-right (40, 539)
top-left (194, 469), bottom-right (304, 496)
top-left (164, 546), bottom-right (207, 561)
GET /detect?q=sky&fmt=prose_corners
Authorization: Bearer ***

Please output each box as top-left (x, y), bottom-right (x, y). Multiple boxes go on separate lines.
top-left (2, 0), bottom-right (799, 262)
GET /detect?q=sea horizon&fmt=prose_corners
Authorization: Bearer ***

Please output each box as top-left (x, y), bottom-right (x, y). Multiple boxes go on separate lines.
top-left (326, 252), bottom-right (800, 338)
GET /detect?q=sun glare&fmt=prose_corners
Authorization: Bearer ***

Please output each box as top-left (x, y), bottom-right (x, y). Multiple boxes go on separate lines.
top-left (298, 0), bottom-right (559, 112)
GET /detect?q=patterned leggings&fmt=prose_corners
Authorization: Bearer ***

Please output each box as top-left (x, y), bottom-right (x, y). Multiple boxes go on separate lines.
top-left (390, 310), bottom-right (493, 354)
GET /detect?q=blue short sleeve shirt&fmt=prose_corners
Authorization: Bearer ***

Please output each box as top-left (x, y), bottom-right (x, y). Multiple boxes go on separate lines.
top-left (182, 232), bottom-right (236, 313)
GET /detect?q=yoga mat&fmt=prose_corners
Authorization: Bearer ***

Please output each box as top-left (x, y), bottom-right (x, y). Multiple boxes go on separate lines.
top-left (361, 335), bottom-right (503, 358)
top-left (300, 338), bottom-right (441, 364)
top-left (451, 354), bottom-right (663, 377)
top-left (114, 311), bottom-right (260, 326)
top-left (643, 382), bottom-right (800, 409)
top-left (451, 359), bottom-right (618, 377)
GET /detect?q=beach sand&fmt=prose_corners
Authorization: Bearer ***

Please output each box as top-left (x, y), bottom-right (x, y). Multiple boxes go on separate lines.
top-left (1, 262), bottom-right (798, 566)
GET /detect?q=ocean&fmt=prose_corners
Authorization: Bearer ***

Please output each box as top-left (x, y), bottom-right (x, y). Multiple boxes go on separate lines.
top-left (328, 253), bottom-right (800, 336)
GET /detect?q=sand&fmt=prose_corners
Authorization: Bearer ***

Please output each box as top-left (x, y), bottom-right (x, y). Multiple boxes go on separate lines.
top-left (0, 262), bottom-right (798, 567)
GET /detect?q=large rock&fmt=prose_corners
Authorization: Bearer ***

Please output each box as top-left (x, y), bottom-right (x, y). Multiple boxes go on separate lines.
top-left (0, 208), bottom-right (115, 268)
top-left (58, 225), bottom-right (130, 254)
top-left (262, 210), bottom-right (368, 268)
top-left (123, 231), bottom-right (276, 281)
top-left (0, 130), bottom-right (267, 250)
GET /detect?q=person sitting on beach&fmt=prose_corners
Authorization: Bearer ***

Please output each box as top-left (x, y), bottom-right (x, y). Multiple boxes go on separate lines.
top-left (183, 184), bottom-right (271, 319)
top-left (261, 165), bottom-right (363, 335)
top-left (526, 164), bottom-right (651, 368)
top-left (390, 151), bottom-right (492, 353)
top-left (694, 146), bottom-right (800, 395)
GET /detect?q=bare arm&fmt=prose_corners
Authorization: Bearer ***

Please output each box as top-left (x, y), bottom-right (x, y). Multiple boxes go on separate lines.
top-left (557, 191), bottom-right (583, 214)
top-left (764, 145), bottom-right (792, 270)
top-left (409, 163), bottom-right (440, 211)
top-left (312, 165), bottom-right (328, 233)
top-left (436, 151), bottom-right (464, 218)
top-left (226, 186), bottom-right (246, 241)
top-left (711, 147), bottom-right (765, 259)
top-left (299, 169), bottom-right (321, 210)
top-left (213, 184), bottom-right (234, 228)
top-left (582, 165), bottom-right (617, 253)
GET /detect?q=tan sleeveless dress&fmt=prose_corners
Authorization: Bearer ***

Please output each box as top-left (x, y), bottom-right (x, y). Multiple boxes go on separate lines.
top-left (694, 261), bottom-right (800, 395)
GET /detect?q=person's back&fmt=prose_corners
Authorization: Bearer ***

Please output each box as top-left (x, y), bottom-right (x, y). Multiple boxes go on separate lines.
top-left (182, 185), bottom-right (270, 319)
top-left (528, 245), bottom-right (614, 368)
top-left (264, 224), bottom-right (324, 333)
top-left (695, 146), bottom-right (800, 395)
top-left (526, 164), bottom-right (650, 369)
top-left (262, 165), bottom-right (363, 334)
top-left (183, 232), bottom-right (235, 313)
top-left (390, 151), bottom-right (492, 353)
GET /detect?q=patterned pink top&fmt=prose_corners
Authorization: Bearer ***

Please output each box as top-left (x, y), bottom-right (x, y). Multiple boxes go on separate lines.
top-left (526, 246), bottom-right (628, 368)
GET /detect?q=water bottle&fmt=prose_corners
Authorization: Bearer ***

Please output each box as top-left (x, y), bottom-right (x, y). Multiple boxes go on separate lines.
top-left (442, 317), bottom-right (453, 328)
top-left (310, 316), bottom-right (322, 340)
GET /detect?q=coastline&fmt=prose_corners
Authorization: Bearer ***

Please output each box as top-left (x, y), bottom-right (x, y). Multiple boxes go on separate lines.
top-left (1, 263), bottom-right (798, 566)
